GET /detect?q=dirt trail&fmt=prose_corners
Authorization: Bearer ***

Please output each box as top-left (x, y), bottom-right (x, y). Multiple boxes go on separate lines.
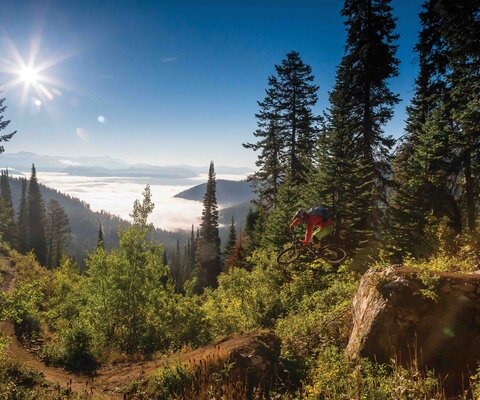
top-left (1, 258), bottom-right (272, 398)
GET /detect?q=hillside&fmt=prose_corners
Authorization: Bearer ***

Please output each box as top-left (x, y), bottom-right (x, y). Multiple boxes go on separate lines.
top-left (219, 200), bottom-right (253, 227)
top-left (174, 179), bottom-right (255, 205)
top-left (0, 253), bottom-right (280, 398)
top-left (8, 177), bottom-right (189, 263)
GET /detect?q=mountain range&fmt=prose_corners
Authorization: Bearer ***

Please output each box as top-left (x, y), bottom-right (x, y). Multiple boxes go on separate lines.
top-left (1, 152), bottom-right (253, 180)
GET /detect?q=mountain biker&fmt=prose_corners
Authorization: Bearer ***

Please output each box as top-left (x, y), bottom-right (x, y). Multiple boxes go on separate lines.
top-left (289, 206), bottom-right (333, 248)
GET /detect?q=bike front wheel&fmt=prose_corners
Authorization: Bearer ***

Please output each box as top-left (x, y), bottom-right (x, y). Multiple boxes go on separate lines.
top-left (277, 244), bottom-right (301, 265)
top-left (320, 245), bottom-right (346, 265)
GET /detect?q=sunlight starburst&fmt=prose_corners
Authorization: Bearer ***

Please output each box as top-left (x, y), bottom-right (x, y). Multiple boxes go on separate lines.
top-left (0, 33), bottom-right (72, 108)
top-left (18, 66), bottom-right (40, 85)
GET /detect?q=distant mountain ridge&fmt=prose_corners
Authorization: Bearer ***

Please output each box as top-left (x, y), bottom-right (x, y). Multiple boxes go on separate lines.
top-left (174, 179), bottom-right (255, 206)
top-left (1, 152), bottom-right (253, 180)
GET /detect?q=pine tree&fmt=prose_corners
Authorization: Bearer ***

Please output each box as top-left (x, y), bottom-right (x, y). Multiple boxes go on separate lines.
top-left (188, 225), bottom-right (196, 274)
top-left (386, 0), bottom-right (448, 258)
top-left (224, 216), bottom-right (237, 260)
top-left (17, 178), bottom-right (29, 253)
top-left (242, 207), bottom-right (265, 259)
top-left (97, 223), bottom-right (105, 249)
top-left (312, 0), bottom-right (400, 251)
top-left (28, 164), bottom-right (47, 265)
top-left (244, 51), bottom-right (320, 209)
top-left (243, 90), bottom-right (284, 210)
top-left (46, 199), bottom-right (71, 268)
top-left (263, 175), bottom-right (303, 248)
top-left (387, 0), bottom-right (479, 258)
top-left (0, 96), bottom-right (16, 157)
top-left (225, 233), bottom-right (246, 271)
top-left (193, 161), bottom-right (221, 293)
top-left (442, 0), bottom-right (480, 231)
top-left (0, 170), bottom-right (17, 246)
top-left (170, 239), bottom-right (183, 293)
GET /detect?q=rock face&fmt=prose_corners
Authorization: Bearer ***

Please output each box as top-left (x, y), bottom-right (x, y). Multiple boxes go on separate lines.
top-left (347, 266), bottom-right (480, 394)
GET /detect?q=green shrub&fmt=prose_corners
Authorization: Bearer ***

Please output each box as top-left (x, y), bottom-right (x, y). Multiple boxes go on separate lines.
top-left (301, 345), bottom-right (445, 400)
top-left (203, 262), bottom-right (285, 338)
top-left (0, 358), bottom-right (44, 400)
top-left (145, 362), bottom-right (196, 399)
top-left (41, 322), bottom-right (97, 372)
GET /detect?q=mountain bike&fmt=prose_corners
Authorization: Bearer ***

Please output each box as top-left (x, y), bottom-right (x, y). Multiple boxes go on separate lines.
top-left (277, 236), bottom-right (346, 266)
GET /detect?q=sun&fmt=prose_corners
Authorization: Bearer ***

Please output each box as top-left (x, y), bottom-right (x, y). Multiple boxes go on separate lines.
top-left (0, 35), bottom-right (73, 106)
top-left (18, 66), bottom-right (40, 85)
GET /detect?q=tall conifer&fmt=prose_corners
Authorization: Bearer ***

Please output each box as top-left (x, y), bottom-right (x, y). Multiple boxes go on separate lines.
top-left (312, 0), bottom-right (400, 251)
top-left (46, 199), bottom-right (71, 268)
top-left (244, 51), bottom-right (319, 209)
top-left (0, 96), bottom-right (16, 157)
top-left (224, 216), bottom-right (237, 260)
top-left (193, 162), bottom-right (221, 292)
top-left (0, 170), bottom-right (17, 246)
top-left (17, 178), bottom-right (29, 252)
top-left (387, 0), bottom-right (479, 258)
top-left (28, 164), bottom-right (47, 265)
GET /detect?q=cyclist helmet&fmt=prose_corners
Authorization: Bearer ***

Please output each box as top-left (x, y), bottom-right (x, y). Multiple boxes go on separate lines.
top-left (293, 208), bottom-right (307, 220)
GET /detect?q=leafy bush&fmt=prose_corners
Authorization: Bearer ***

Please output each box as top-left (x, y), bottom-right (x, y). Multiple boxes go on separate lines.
top-left (275, 270), bottom-right (357, 360)
top-left (6, 281), bottom-right (44, 339)
top-left (0, 358), bottom-right (45, 400)
top-left (203, 252), bottom-right (285, 337)
top-left (145, 362), bottom-right (196, 399)
top-left (41, 322), bottom-right (97, 372)
top-left (301, 345), bottom-right (445, 399)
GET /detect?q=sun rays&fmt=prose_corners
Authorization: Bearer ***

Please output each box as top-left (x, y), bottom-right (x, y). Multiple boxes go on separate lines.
top-left (0, 32), bottom-right (72, 108)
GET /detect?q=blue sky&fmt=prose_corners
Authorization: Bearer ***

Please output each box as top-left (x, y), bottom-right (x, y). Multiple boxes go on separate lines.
top-left (1, 0), bottom-right (423, 168)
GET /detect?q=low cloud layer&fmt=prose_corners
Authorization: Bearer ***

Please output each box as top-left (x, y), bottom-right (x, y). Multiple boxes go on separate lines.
top-left (35, 172), bottom-right (241, 231)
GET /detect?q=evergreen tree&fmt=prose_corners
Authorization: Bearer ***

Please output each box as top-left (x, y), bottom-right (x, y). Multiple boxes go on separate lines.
top-left (0, 95), bottom-right (16, 157)
top-left (242, 207), bottom-right (265, 259)
top-left (244, 51), bottom-right (319, 208)
top-left (188, 225), bottom-right (196, 274)
top-left (193, 161), bottom-right (221, 293)
top-left (170, 239), bottom-right (183, 292)
top-left (162, 249), bottom-right (168, 268)
top-left (28, 164), bottom-right (47, 265)
top-left (97, 223), bottom-right (105, 249)
top-left (263, 175), bottom-right (302, 248)
top-left (17, 178), bottom-right (29, 253)
top-left (386, 0), bottom-right (448, 258)
top-left (224, 216), bottom-right (237, 260)
top-left (387, 0), bottom-right (479, 258)
top-left (225, 233), bottom-right (246, 271)
top-left (312, 0), bottom-right (400, 251)
top-left (442, 0), bottom-right (480, 231)
top-left (0, 170), bottom-right (17, 246)
top-left (46, 199), bottom-right (71, 268)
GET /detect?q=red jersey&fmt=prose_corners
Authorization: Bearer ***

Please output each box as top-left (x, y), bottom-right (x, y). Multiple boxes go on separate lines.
top-left (290, 212), bottom-right (333, 244)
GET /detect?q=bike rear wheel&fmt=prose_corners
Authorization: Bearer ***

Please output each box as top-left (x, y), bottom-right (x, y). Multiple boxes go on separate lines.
top-left (277, 244), bottom-right (301, 265)
top-left (320, 245), bottom-right (346, 265)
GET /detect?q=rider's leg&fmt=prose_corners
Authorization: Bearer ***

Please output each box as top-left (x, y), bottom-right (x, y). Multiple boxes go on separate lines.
top-left (312, 225), bottom-right (334, 248)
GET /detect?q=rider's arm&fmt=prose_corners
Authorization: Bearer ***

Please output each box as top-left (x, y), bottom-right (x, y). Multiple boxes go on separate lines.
top-left (289, 217), bottom-right (301, 230)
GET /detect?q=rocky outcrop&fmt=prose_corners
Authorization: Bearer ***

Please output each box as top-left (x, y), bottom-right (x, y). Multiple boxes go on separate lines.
top-left (347, 266), bottom-right (480, 395)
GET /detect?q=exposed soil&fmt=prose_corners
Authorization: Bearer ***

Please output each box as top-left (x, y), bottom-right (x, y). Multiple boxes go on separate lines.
top-left (0, 257), bottom-right (277, 398)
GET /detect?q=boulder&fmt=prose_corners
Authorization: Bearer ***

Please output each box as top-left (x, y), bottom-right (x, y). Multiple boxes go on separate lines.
top-left (346, 266), bottom-right (480, 395)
